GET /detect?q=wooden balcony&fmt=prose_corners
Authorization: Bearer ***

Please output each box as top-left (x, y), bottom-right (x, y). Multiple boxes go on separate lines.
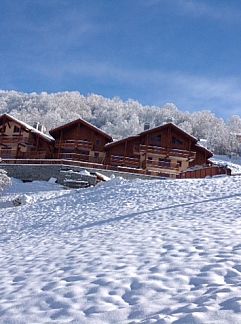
top-left (53, 152), bottom-right (105, 164)
top-left (0, 135), bottom-right (25, 144)
top-left (55, 139), bottom-right (93, 150)
top-left (139, 145), bottom-right (196, 160)
top-left (110, 155), bottom-right (140, 168)
top-left (146, 159), bottom-right (180, 172)
top-left (0, 149), bottom-right (17, 158)
top-left (0, 149), bottom-right (49, 159)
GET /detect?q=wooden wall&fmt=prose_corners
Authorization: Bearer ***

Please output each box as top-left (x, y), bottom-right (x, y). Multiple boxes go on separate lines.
top-left (0, 117), bottom-right (53, 159)
top-left (105, 124), bottom-right (212, 176)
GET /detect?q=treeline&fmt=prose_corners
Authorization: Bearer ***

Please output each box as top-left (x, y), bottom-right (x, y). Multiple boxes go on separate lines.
top-left (0, 90), bottom-right (241, 155)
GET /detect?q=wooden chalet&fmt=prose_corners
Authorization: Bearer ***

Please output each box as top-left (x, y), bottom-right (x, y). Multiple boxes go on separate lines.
top-left (49, 118), bottom-right (113, 164)
top-left (104, 122), bottom-right (222, 178)
top-left (0, 114), bottom-right (54, 159)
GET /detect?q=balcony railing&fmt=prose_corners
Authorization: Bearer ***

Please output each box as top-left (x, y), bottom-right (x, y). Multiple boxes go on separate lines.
top-left (0, 135), bottom-right (25, 144)
top-left (53, 152), bottom-right (105, 164)
top-left (0, 149), bottom-right (17, 158)
top-left (146, 159), bottom-right (180, 171)
top-left (110, 155), bottom-right (140, 168)
top-left (55, 139), bottom-right (93, 150)
top-left (139, 145), bottom-right (196, 160)
top-left (0, 149), bottom-right (49, 159)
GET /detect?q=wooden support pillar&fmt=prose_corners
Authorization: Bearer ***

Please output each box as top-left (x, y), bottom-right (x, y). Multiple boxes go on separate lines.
top-left (168, 125), bottom-right (171, 147)
top-left (35, 134), bottom-right (40, 159)
top-left (188, 139), bottom-right (191, 151)
top-left (16, 143), bottom-right (21, 159)
top-left (124, 140), bottom-right (127, 158)
top-left (1, 115), bottom-right (7, 134)
top-left (58, 130), bottom-right (63, 158)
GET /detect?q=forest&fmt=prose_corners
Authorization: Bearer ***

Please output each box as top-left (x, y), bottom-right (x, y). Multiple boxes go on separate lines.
top-left (0, 90), bottom-right (241, 155)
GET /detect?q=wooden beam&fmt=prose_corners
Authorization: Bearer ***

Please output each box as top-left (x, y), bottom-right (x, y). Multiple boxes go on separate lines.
top-left (1, 115), bottom-right (6, 134)
top-left (36, 133), bottom-right (40, 153)
top-left (124, 140), bottom-right (127, 157)
top-left (58, 130), bottom-right (63, 158)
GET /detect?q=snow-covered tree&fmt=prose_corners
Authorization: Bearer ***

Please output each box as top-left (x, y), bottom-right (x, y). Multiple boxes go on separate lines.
top-left (0, 90), bottom-right (241, 155)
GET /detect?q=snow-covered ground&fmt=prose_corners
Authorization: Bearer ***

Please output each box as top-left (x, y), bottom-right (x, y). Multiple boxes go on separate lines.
top-left (212, 155), bottom-right (241, 174)
top-left (1, 174), bottom-right (241, 323)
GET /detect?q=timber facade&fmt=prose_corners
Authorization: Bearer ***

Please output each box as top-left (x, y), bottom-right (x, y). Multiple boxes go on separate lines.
top-left (0, 114), bottom-right (230, 178)
top-left (49, 118), bottom-right (113, 164)
top-left (0, 114), bottom-right (53, 159)
top-left (104, 123), bottom-right (216, 178)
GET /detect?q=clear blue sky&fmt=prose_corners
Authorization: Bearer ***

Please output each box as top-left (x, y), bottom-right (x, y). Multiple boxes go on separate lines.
top-left (1, 0), bottom-right (241, 118)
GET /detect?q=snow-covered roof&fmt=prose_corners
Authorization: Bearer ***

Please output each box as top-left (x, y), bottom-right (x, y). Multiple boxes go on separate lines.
top-left (139, 122), bottom-right (198, 142)
top-left (3, 114), bottom-right (54, 142)
top-left (105, 122), bottom-right (198, 149)
top-left (49, 118), bottom-right (112, 141)
top-left (105, 135), bottom-right (139, 148)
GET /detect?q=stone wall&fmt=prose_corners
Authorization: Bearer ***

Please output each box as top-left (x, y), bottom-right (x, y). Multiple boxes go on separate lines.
top-left (0, 164), bottom-right (97, 186)
top-left (0, 163), bottom-right (161, 186)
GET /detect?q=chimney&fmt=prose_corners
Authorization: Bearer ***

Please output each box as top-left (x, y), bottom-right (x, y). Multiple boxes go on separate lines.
top-left (33, 122), bottom-right (39, 129)
top-left (165, 117), bottom-right (174, 123)
top-left (144, 122), bottom-right (150, 131)
top-left (33, 122), bottom-right (46, 133)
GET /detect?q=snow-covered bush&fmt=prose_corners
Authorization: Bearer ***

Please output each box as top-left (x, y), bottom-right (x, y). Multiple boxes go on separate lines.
top-left (0, 169), bottom-right (11, 192)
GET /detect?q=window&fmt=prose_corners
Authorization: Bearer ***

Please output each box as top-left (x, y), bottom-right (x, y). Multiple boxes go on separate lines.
top-left (13, 126), bottom-right (20, 133)
top-left (148, 156), bottom-right (153, 161)
top-left (94, 152), bottom-right (99, 158)
top-left (150, 135), bottom-right (161, 146)
top-left (158, 158), bottom-right (171, 167)
top-left (96, 139), bottom-right (100, 145)
top-left (0, 125), bottom-right (6, 133)
top-left (172, 137), bottom-right (183, 145)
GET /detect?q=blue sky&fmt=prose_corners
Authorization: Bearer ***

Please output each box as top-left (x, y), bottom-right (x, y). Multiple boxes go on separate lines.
top-left (1, 0), bottom-right (241, 118)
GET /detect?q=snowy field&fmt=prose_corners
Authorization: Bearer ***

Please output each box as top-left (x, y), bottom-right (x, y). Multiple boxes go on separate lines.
top-left (212, 155), bottom-right (241, 174)
top-left (1, 174), bottom-right (241, 323)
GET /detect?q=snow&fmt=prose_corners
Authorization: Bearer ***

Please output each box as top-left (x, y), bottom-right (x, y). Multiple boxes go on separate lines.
top-left (5, 113), bottom-right (54, 142)
top-left (212, 155), bottom-right (241, 174)
top-left (1, 175), bottom-right (241, 323)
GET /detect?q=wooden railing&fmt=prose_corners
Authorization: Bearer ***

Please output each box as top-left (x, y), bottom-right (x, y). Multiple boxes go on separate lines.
top-left (53, 152), bottom-right (105, 164)
top-left (178, 165), bottom-right (231, 179)
top-left (55, 139), bottom-right (93, 150)
top-left (0, 135), bottom-right (25, 144)
top-left (146, 159), bottom-right (180, 171)
top-left (0, 149), bottom-right (17, 158)
top-left (0, 158), bottom-right (105, 168)
top-left (139, 145), bottom-right (196, 160)
top-left (110, 155), bottom-right (140, 168)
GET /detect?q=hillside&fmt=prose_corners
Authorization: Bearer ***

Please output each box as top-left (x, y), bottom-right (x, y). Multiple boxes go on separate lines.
top-left (1, 90), bottom-right (241, 154)
top-left (1, 174), bottom-right (241, 323)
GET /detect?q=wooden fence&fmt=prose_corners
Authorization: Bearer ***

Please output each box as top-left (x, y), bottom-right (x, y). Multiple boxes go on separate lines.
top-left (178, 165), bottom-right (231, 179)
